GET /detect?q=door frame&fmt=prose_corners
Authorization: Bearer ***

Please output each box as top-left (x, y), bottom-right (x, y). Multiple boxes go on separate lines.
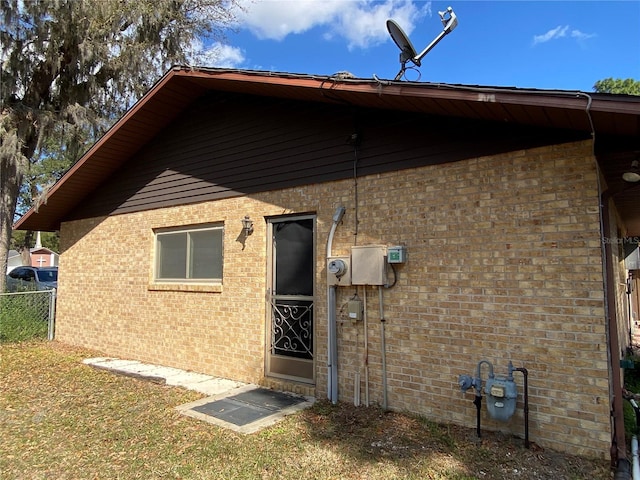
top-left (265, 214), bottom-right (316, 384)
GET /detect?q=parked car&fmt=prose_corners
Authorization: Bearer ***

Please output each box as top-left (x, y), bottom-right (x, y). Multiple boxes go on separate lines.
top-left (5, 266), bottom-right (58, 292)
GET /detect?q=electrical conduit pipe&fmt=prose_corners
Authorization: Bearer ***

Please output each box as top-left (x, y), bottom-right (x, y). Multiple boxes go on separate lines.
top-left (363, 286), bottom-right (369, 406)
top-left (326, 206), bottom-right (345, 404)
top-left (633, 436), bottom-right (640, 480)
top-left (379, 286), bottom-right (388, 410)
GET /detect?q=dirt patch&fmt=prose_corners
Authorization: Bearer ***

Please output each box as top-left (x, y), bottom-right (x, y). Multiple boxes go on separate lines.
top-left (297, 399), bottom-right (613, 479)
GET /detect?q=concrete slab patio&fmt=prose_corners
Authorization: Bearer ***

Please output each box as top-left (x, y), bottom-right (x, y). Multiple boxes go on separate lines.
top-left (83, 357), bottom-right (245, 396)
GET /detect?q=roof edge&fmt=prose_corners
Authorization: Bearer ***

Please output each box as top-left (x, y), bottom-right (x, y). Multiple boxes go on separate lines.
top-left (173, 66), bottom-right (640, 113)
top-left (13, 66), bottom-right (640, 232)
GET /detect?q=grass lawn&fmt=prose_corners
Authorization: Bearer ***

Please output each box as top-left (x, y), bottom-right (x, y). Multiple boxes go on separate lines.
top-left (1, 341), bottom-right (612, 480)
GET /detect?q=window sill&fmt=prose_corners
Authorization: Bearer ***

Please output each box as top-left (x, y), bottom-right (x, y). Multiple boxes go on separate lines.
top-left (148, 283), bottom-right (222, 293)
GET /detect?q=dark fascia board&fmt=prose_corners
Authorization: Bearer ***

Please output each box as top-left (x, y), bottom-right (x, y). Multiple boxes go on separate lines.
top-left (177, 67), bottom-right (640, 119)
top-left (13, 66), bottom-right (640, 232)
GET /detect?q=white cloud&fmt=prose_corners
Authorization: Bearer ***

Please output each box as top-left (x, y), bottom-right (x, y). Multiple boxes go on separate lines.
top-left (532, 25), bottom-right (569, 45)
top-left (571, 29), bottom-right (596, 41)
top-left (208, 44), bottom-right (246, 68)
top-left (186, 39), bottom-right (246, 68)
top-left (532, 25), bottom-right (596, 46)
top-left (237, 0), bottom-right (341, 40)
top-left (235, 0), bottom-right (430, 50)
top-left (338, 0), bottom-right (430, 50)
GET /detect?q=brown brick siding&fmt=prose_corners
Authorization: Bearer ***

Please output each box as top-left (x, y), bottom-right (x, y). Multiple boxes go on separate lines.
top-left (57, 140), bottom-right (611, 458)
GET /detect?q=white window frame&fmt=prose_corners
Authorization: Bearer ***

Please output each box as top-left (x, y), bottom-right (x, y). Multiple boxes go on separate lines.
top-left (153, 223), bottom-right (224, 284)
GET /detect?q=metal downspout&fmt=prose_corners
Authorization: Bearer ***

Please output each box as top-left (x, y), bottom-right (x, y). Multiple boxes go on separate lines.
top-left (581, 89), bottom-right (629, 476)
top-left (601, 189), bottom-right (629, 474)
top-left (327, 206), bottom-right (345, 404)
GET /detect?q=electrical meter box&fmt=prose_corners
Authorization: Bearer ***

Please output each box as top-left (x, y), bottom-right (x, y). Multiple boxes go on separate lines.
top-left (351, 245), bottom-right (387, 285)
top-left (327, 256), bottom-right (351, 286)
top-left (387, 245), bottom-right (406, 264)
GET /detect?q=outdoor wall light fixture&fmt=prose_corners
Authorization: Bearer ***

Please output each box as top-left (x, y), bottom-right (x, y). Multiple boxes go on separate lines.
top-left (623, 159), bottom-right (640, 183)
top-left (242, 215), bottom-right (254, 235)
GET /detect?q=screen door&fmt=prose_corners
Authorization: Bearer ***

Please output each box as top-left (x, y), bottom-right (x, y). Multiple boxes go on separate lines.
top-left (266, 216), bottom-right (315, 383)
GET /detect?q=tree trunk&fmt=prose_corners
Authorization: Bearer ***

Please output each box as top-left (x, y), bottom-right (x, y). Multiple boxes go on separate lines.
top-left (19, 232), bottom-right (33, 266)
top-left (1, 108), bottom-right (37, 292)
top-left (0, 159), bottom-right (23, 292)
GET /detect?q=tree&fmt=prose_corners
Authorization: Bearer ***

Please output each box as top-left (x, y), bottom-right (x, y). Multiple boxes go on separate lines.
top-left (0, 0), bottom-right (241, 291)
top-left (593, 78), bottom-right (640, 96)
top-left (11, 230), bottom-right (59, 254)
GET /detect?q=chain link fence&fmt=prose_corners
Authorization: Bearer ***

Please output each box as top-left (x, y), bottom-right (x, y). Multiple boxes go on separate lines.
top-left (0, 289), bottom-right (57, 343)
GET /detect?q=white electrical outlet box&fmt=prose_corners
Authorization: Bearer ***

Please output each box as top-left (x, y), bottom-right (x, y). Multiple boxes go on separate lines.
top-left (327, 256), bottom-right (351, 286)
top-left (351, 245), bottom-right (387, 285)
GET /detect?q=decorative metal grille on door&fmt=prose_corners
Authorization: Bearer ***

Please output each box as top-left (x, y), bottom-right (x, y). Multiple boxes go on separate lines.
top-left (270, 298), bottom-right (313, 359)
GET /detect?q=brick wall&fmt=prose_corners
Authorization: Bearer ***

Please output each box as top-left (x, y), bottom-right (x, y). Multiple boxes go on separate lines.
top-left (58, 139), bottom-right (611, 458)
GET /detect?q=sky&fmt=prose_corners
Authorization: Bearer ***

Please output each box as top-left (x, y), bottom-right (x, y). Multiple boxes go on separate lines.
top-left (202, 0), bottom-right (640, 92)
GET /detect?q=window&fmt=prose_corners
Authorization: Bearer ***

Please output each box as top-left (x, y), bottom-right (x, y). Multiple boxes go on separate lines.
top-left (154, 224), bottom-right (223, 283)
top-left (36, 269), bottom-right (58, 282)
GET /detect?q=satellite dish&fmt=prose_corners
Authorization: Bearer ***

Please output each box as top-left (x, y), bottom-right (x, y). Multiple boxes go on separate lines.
top-left (387, 20), bottom-right (420, 66)
top-left (387, 6), bottom-right (459, 81)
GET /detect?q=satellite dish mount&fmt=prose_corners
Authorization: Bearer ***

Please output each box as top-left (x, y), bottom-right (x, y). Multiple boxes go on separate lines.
top-left (387, 6), bottom-right (458, 81)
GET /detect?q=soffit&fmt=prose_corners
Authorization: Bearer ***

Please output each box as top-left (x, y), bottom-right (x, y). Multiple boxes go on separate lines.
top-left (14, 67), bottom-right (640, 234)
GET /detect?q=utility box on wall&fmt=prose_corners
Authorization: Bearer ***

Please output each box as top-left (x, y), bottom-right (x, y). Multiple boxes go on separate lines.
top-left (387, 245), bottom-right (407, 264)
top-left (351, 245), bottom-right (387, 285)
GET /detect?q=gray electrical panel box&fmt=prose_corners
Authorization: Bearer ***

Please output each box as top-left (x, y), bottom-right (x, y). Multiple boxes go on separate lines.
top-left (351, 245), bottom-right (387, 285)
